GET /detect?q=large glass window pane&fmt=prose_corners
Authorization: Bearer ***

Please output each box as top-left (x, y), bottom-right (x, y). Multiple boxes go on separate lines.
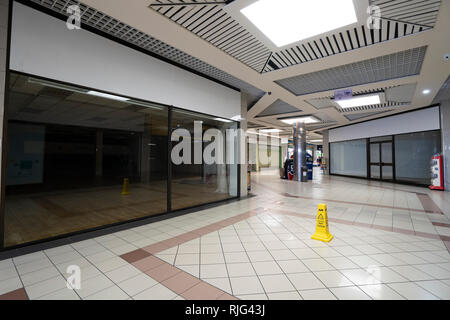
top-left (394, 130), bottom-right (441, 185)
top-left (330, 139), bottom-right (367, 177)
top-left (370, 144), bottom-right (380, 163)
top-left (4, 72), bottom-right (168, 247)
top-left (381, 143), bottom-right (392, 164)
top-left (382, 166), bottom-right (393, 180)
top-left (170, 109), bottom-right (238, 211)
top-left (371, 165), bottom-right (380, 179)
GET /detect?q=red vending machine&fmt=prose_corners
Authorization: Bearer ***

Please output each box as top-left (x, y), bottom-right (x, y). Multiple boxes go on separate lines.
top-left (430, 154), bottom-right (444, 191)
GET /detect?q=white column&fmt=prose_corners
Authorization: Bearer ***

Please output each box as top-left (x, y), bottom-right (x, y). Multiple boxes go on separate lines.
top-left (440, 100), bottom-right (450, 190)
top-left (322, 130), bottom-right (330, 174)
top-left (239, 91), bottom-right (248, 198)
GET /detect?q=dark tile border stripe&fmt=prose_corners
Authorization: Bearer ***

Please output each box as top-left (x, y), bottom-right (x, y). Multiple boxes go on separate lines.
top-left (0, 288), bottom-right (28, 300)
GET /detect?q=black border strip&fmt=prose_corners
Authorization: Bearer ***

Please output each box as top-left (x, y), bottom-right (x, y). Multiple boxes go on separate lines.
top-left (0, 0), bottom-right (13, 250)
top-left (13, 0), bottom-right (240, 93)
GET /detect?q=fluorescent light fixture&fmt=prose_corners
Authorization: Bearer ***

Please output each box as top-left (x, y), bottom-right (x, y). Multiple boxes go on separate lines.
top-left (309, 139), bottom-right (323, 143)
top-left (336, 94), bottom-right (381, 109)
top-left (260, 128), bottom-right (282, 133)
top-left (28, 77), bottom-right (87, 94)
top-left (87, 91), bottom-right (130, 102)
top-left (279, 116), bottom-right (320, 125)
top-left (231, 115), bottom-right (245, 121)
top-left (241, 0), bottom-right (357, 47)
top-left (422, 89), bottom-right (431, 95)
top-left (214, 118), bottom-right (233, 123)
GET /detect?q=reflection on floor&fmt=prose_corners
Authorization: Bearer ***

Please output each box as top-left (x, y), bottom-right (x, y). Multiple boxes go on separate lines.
top-left (1, 169), bottom-right (450, 300)
top-left (4, 180), bottom-right (232, 247)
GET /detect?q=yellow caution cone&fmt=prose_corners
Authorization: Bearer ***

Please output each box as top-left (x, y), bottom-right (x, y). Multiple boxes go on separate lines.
top-left (121, 178), bottom-right (130, 195)
top-left (311, 204), bottom-right (333, 242)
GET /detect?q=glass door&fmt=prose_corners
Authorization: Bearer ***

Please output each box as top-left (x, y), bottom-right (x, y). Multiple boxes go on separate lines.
top-left (370, 140), bottom-right (393, 181)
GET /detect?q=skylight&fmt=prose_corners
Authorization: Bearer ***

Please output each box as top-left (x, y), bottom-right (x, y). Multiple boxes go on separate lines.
top-left (241, 0), bottom-right (358, 47)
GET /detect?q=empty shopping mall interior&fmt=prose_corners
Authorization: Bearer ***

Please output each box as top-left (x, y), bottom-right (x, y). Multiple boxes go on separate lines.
top-left (0, 0), bottom-right (450, 302)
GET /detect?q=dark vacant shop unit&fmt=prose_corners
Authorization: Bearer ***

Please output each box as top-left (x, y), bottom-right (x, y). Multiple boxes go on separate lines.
top-left (1, 72), bottom-right (239, 249)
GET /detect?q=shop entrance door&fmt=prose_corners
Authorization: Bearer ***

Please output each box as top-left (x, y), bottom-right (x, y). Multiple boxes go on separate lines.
top-left (370, 141), bottom-right (393, 181)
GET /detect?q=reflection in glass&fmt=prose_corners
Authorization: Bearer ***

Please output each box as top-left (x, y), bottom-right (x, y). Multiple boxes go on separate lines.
top-left (4, 72), bottom-right (168, 247)
top-left (381, 143), bottom-right (392, 164)
top-left (382, 165), bottom-right (393, 180)
top-left (330, 139), bottom-right (367, 177)
top-left (370, 144), bottom-right (380, 163)
top-left (371, 165), bottom-right (380, 179)
top-left (395, 130), bottom-right (441, 185)
top-left (170, 110), bottom-right (238, 211)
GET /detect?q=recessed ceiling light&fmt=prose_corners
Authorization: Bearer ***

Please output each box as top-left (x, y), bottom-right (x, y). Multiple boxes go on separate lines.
top-left (335, 94), bottom-right (381, 109)
top-left (87, 91), bottom-right (130, 102)
top-left (260, 128), bottom-right (282, 133)
top-left (422, 89), bottom-right (431, 95)
top-left (279, 116), bottom-right (320, 125)
top-left (214, 118), bottom-right (233, 123)
top-left (241, 0), bottom-right (357, 47)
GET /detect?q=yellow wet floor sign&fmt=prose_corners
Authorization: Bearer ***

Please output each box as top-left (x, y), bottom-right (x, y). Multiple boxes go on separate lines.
top-left (121, 178), bottom-right (130, 195)
top-left (311, 204), bottom-right (333, 242)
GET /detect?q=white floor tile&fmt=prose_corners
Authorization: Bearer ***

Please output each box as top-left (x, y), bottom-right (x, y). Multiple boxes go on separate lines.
top-left (330, 286), bottom-right (372, 300)
top-left (287, 273), bottom-right (325, 291)
top-left (415, 280), bottom-right (450, 299)
top-left (227, 263), bottom-right (256, 277)
top-left (133, 283), bottom-right (178, 300)
top-left (118, 273), bottom-right (158, 296)
top-left (259, 274), bottom-right (295, 293)
top-left (252, 261), bottom-right (283, 275)
top-left (230, 276), bottom-right (264, 295)
top-left (314, 270), bottom-right (354, 287)
top-left (388, 282), bottom-right (439, 300)
top-left (359, 284), bottom-right (405, 300)
top-left (302, 258), bottom-right (335, 271)
top-left (85, 285), bottom-right (129, 300)
top-left (268, 291), bottom-right (302, 300)
top-left (200, 264), bottom-right (228, 279)
top-left (299, 288), bottom-right (337, 300)
top-left (277, 260), bottom-right (309, 274)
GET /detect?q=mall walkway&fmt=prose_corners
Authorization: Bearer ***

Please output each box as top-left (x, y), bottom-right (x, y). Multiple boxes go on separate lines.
top-left (1, 169), bottom-right (450, 300)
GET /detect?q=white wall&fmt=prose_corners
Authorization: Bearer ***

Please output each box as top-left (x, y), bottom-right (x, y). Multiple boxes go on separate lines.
top-left (329, 106), bottom-right (441, 142)
top-left (9, 2), bottom-right (241, 119)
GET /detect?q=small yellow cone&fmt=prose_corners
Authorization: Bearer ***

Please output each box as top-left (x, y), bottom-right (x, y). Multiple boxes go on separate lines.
top-left (311, 204), bottom-right (333, 242)
top-left (121, 178), bottom-right (130, 195)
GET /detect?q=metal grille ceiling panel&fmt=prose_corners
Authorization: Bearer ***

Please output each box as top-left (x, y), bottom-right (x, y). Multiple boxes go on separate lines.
top-left (27, 0), bottom-right (265, 100)
top-left (344, 111), bottom-right (390, 121)
top-left (276, 47), bottom-right (427, 96)
top-left (150, 0), bottom-right (272, 72)
top-left (256, 99), bottom-right (301, 117)
top-left (369, 0), bottom-right (442, 27)
top-left (148, 1), bottom-right (437, 74)
top-left (264, 19), bottom-right (431, 72)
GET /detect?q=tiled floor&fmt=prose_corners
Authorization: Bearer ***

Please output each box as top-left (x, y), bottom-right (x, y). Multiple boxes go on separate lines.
top-left (1, 169), bottom-right (450, 300)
